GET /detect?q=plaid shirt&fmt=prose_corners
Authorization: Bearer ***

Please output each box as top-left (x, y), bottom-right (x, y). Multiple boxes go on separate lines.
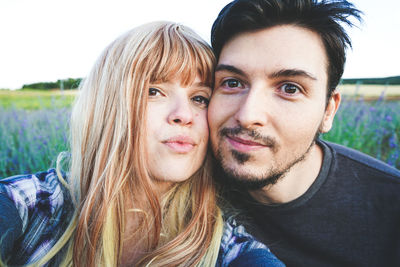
top-left (217, 217), bottom-right (281, 266)
top-left (0, 169), bottom-right (276, 266)
top-left (0, 169), bottom-right (73, 266)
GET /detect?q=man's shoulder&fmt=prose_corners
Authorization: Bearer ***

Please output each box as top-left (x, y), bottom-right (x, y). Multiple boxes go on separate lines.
top-left (321, 140), bottom-right (400, 180)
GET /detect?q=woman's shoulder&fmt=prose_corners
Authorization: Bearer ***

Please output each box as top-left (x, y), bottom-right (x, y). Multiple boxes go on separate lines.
top-left (0, 169), bottom-right (68, 232)
top-left (0, 168), bottom-right (63, 189)
top-left (0, 169), bottom-right (73, 265)
top-left (217, 217), bottom-right (285, 267)
top-left (219, 217), bottom-right (268, 262)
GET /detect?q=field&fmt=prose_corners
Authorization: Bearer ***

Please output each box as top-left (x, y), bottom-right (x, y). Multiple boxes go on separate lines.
top-left (322, 84), bottom-right (400, 168)
top-left (0, 89), bottom-right (77, 109)
top-left (338, 84), bottom-right (400, 100)
top-left (322, 97), bottom-right (399, 166)
top-left (0, 86), bottom-right (399, 178)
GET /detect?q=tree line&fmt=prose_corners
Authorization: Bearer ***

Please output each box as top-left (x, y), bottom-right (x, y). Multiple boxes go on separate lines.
top-left (22, 78), bottom-right (82, 90)
top-left (340, 75), bottom-right (400, 85)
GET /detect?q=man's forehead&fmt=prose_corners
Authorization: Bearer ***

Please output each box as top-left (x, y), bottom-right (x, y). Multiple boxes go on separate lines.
top-left (217, 25), bottom-right (328, 80)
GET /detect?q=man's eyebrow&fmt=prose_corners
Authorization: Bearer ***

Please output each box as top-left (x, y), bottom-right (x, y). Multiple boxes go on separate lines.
top-left (215, 64), bottom-right (246, 76)
top-left (269, 69), bottom-right (317, 80)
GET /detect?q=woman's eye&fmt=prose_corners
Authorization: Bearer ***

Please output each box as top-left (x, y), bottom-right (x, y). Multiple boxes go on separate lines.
top-left (149, 88), bottom-right (162, 96)
top-left (222, 79), bottom-right (242, 88)
top-left (280, 83), bottom-right (300, 94)
top-left (192, 95), bottom-right (209, 107)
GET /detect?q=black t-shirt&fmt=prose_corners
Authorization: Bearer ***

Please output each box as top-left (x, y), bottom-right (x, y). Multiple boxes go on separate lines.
top-left (225, 140), bottom-right (400, 267)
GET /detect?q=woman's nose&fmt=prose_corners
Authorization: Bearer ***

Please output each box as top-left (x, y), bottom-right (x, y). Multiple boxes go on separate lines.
top-left (167, 99), bottom-right (193, 126)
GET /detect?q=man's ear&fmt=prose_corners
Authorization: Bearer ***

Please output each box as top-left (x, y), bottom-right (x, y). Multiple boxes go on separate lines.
top-left (320, 90), bottom-right (341, 133)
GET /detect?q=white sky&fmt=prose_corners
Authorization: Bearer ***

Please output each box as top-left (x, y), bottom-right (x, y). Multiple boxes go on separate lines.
top-left (0, 0), bottom-right (399, 89)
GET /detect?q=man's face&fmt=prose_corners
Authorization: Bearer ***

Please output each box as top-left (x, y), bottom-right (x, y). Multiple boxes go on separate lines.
top-left (208, 25), bottom-right (339, 189)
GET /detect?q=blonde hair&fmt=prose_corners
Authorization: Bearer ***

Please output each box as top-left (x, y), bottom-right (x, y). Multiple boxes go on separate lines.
top-left (30, 21), bottom-right (223, 266)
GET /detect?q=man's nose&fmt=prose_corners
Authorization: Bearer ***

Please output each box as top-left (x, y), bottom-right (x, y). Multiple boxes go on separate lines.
top-left (234, 85), bottom-right (269, 129)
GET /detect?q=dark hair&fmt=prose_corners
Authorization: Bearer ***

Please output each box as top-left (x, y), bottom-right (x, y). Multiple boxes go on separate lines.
top-left (211, 0), bottom-right (362, 97)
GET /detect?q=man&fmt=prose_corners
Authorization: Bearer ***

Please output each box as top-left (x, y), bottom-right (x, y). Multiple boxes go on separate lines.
top-left (208, 0), bottom-right (400, 266)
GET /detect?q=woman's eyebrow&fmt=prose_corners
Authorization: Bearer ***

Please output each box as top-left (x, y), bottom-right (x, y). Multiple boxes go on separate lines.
top-left (192, 81), bottom-right (212, 90)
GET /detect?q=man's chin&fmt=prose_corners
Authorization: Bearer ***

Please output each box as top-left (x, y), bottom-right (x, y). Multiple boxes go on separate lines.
top-left (214, 162), bottom-right (284, 191)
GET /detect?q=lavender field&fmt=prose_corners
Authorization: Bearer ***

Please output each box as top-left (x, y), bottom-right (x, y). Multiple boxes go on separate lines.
top-left (0, 97), bottom-right (399, 178)
top-left (0, 107), bottom-right (70, 178)
top-left (322, 97), bottom-right (399, 168)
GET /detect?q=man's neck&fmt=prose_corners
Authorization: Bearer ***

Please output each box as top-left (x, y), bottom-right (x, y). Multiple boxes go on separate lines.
top-left (249, 143), bottom-right (324, 204)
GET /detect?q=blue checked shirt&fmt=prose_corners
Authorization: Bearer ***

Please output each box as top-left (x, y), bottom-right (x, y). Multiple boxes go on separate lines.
top-left (217, 217), bottom-right (285, 266)
top-left (0, 169), bottom-right (281, 266)
top-left (0, 169), bottom-right (73, 266)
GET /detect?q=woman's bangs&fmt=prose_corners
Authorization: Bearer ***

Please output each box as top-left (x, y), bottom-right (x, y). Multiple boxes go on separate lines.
top-left (150, 29), bottom-right (214, 87)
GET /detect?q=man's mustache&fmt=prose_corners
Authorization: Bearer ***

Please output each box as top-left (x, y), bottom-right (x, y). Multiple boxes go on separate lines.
top-left (219, 126), bottom-right (277, 149)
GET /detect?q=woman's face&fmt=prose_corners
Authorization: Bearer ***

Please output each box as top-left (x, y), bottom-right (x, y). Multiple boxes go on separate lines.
top-left (145, 76), bottom-right (211, 184)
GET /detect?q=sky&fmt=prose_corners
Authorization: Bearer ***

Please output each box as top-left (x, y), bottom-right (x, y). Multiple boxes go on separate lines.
top-left (0, 0), bottom-right (399, 89)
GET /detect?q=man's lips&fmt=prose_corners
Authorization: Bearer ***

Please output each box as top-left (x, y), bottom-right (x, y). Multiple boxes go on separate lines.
top-left (162, 136), bottom-right (196, 153)
top-left (226, 135), bottom-right (267, 152)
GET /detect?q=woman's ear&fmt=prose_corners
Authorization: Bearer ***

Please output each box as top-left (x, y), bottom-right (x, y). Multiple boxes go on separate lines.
top-left (320, 90), bottom-right (341, 133)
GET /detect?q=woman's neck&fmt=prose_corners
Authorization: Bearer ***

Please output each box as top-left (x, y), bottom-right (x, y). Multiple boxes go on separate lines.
top-left (120, 213), bottom-right (151, 266)
top-left (120, 184), bottom-right (169, 266)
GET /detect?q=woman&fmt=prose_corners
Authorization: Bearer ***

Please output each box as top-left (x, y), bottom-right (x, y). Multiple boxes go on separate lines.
top-left (0, 22), bottom-right (283, 266)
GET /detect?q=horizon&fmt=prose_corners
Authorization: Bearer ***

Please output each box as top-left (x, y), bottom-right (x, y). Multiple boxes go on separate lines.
top-left (11, 74), bottom-right (400, 89)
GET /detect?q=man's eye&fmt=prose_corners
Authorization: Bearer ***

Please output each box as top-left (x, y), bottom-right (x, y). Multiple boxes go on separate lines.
top-left (222, 79), bottom-right (242, 88)
top-left (192, 95), bottom-right (209, 107)
top-left (280, 83), bottom-right (300, 94)
top-left (149, 88), bottom-right (162, 96)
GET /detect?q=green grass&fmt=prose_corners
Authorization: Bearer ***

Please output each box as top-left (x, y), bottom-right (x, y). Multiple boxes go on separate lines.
top-left (0, 89), bottom-right (76, 110)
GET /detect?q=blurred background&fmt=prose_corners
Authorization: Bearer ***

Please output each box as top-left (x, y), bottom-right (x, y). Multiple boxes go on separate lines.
top-left (0, 0), bottom-right (399, 177)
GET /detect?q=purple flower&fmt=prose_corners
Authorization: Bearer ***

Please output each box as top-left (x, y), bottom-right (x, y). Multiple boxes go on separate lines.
top-left (387, 151), bottom-right (399, 167)
top-left (389, 134), bottom-right (398, 149)
top-left (378, 91), bottom-right (385, 102)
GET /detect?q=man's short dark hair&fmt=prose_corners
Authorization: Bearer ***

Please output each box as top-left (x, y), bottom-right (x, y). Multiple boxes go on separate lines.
top-left (211, 0), bottom-right (362, 98)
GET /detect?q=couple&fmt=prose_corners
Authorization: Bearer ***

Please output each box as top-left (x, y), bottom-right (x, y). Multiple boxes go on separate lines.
top-left (1, 0), bottom-right (400, 266)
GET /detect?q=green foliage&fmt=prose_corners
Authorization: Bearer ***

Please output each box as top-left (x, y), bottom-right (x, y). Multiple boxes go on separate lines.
top-left (57, 78), bottom-right (82, 89)
top-left (341, 75), bottom-right (400, 85)
top-left (21, 78), bottom-right (82, 90)
top-left (22, 82), bottom-right (58, 90)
